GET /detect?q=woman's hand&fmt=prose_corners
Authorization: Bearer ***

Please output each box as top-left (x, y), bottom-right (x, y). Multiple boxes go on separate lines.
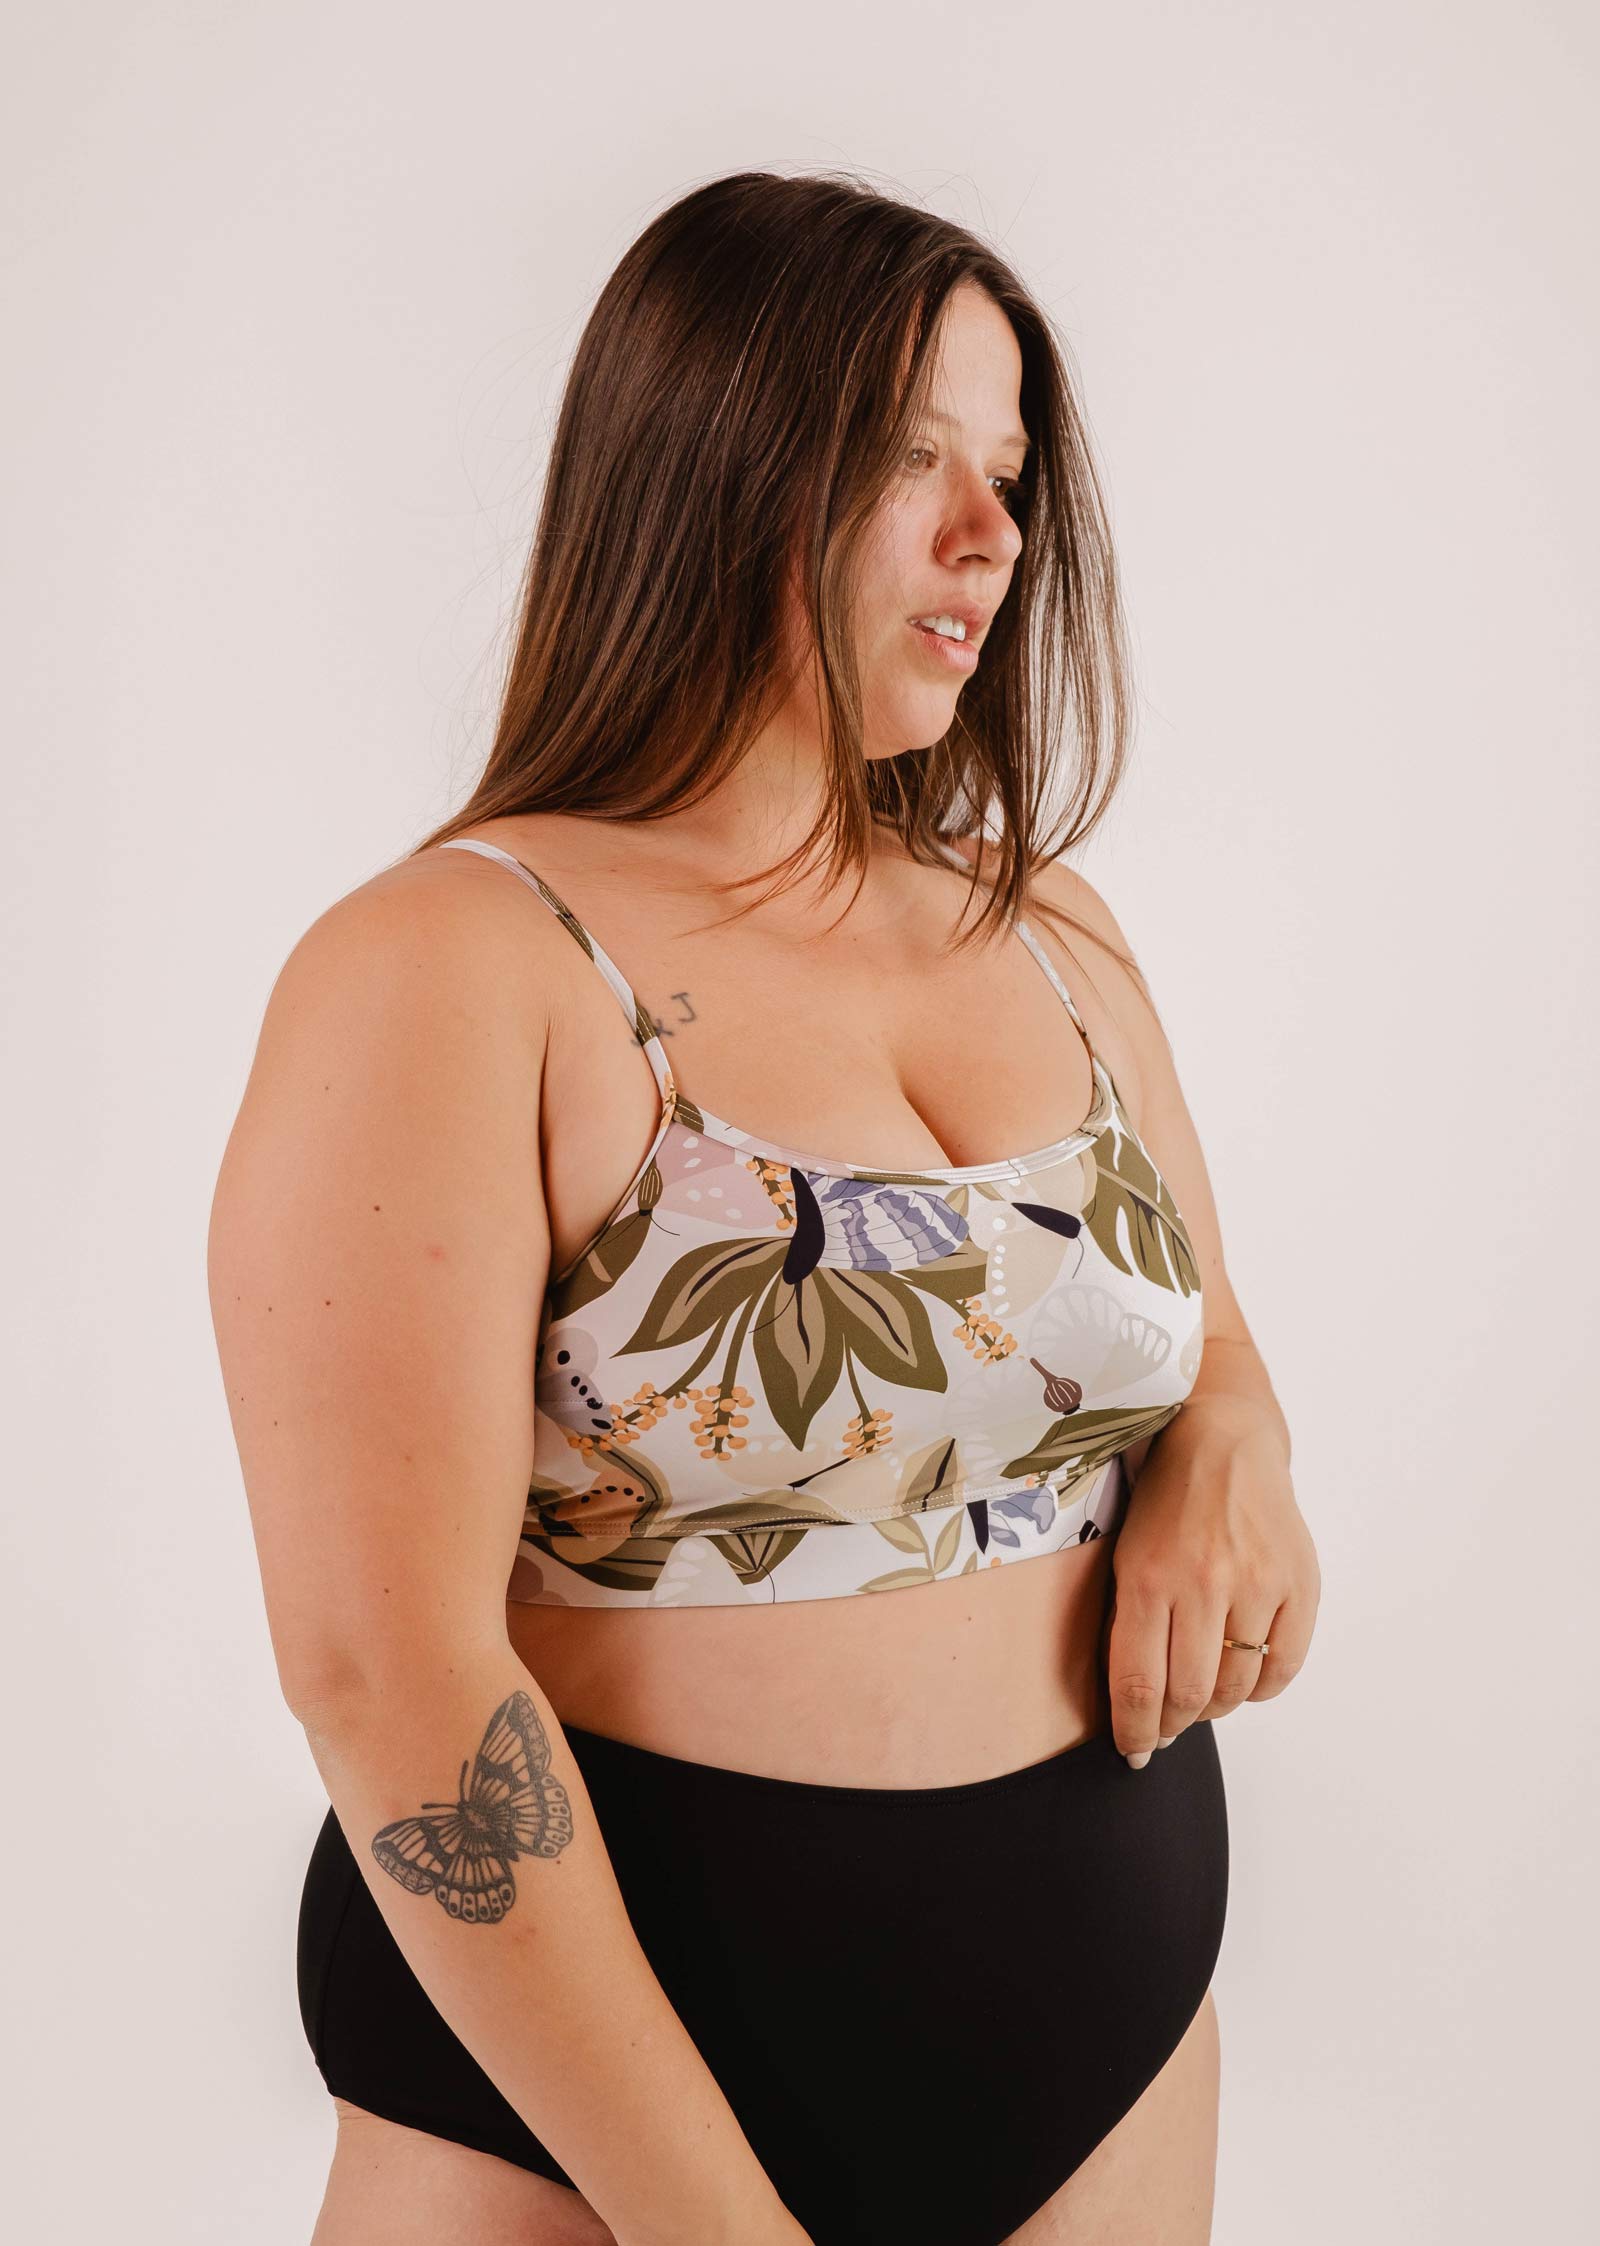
top-left (1102, 1396), bottom-right (1320, 1767)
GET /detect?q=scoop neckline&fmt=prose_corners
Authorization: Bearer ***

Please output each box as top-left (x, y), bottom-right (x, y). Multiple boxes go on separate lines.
top-left (660, 1052), bottom-right (1114, 1186)
top-left (437, 829), bottom-right (1116, 1186)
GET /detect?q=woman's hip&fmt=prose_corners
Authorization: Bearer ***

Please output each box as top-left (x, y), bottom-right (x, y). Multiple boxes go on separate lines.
top-left (298, 1714), bottom-right (1229, 2246)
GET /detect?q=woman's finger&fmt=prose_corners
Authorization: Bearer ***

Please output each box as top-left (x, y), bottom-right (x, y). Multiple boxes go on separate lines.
top-left (1162, 1584), bottom-right (1242, 1740)
top-left (1190, 1604), bottom-right (1277, 1723)
top-left (1104, 1575), bottom-right (1173, 1769)
top-left (1242, 1589), bottom-right (1313, 1703)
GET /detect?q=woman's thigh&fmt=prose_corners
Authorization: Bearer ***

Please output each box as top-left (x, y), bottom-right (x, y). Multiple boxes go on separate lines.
top-left (999, 1988), bottom-right (1221, 2246)
top-left (308, 1996), bottom-right (1220, 2246)
top-left (310, 2099), bottom-right (616, 2246)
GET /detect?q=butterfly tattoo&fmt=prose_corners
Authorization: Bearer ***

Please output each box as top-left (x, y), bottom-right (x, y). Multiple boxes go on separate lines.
top-left (370, 1690), bottom-right (575, 1923)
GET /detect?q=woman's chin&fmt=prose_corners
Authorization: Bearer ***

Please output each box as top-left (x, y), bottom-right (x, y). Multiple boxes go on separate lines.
top-left (866, 686), bottom-right (963, 750)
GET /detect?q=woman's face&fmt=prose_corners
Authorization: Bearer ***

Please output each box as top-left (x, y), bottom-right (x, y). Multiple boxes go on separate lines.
top-left (856, 283), bottom-right (1030, 756)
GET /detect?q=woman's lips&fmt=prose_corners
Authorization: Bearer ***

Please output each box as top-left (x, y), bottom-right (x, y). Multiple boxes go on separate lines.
top-left (908, 620), bottom-right (979, 672)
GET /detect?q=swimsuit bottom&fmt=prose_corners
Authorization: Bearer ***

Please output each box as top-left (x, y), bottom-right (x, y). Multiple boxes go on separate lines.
top-left (297, 1714), bottom-right (1229, 2246)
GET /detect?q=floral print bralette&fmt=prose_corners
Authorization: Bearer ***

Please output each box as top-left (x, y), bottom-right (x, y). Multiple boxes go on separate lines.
top-left (437, 835), bottom-right (1205, 1609)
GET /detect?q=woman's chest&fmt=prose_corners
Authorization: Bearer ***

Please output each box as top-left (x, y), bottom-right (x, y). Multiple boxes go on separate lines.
top-left (535, 898), bottom-right (1126, 1291)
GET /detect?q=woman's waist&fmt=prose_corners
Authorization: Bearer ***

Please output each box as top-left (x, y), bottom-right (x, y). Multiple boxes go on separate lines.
top-left (504, 1530), bottom-right (1116, 1790)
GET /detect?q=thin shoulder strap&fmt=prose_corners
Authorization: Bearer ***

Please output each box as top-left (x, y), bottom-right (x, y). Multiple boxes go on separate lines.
top-left (929, 834), bottom-right (1098, 1057)
top-left (436, 838), bottom-right (677, 1106)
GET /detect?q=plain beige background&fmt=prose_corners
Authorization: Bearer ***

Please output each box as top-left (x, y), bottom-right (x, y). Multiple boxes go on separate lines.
top-left (4, 3), bottom-right (1595, 2239)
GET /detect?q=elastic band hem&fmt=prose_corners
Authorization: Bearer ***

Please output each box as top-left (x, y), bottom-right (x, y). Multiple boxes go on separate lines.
top-left (559, 1718), bottom-right (1117, 1806)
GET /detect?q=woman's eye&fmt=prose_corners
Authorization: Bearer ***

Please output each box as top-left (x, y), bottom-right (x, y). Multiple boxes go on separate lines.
top-left (907, 445), bottom-right (1025, 512)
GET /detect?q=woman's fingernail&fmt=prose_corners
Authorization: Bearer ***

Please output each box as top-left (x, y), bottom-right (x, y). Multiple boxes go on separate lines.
top-left (1126, 1749), bottom-right (1152, 1770)
top-left (1158, 1735), bottom-right (1176, 1748)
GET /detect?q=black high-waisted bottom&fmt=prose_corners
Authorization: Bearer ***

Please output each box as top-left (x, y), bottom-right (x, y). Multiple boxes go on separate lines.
top-left (298, 1715), bottom-right (1228, 2246)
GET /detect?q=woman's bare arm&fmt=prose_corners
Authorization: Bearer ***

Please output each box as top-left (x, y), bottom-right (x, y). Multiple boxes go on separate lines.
top-left (207, 856), bottom-right (808, 2246)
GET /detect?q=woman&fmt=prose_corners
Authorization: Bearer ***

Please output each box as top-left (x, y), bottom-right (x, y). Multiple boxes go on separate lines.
top-left (210, 170), bottom-right (1318, 2246)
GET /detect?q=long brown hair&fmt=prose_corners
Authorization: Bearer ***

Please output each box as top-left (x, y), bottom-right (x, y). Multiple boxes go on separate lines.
top-left (405, 167), bottom-right (1145, 998)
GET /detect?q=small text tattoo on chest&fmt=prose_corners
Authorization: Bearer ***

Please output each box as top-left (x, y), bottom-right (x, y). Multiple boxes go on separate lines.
top-left (638, 991), bottom-right (697, 1042)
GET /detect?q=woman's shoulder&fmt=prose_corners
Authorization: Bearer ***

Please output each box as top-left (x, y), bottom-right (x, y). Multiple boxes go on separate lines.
top-left (254, 825), bottom-right (583, 1093)
top-left (938, 829), bottom-right (1131, 965)
top-left (315, 818), bottom-right (588, 963)
top-left (953, 834), bottom-right (1172, 1117)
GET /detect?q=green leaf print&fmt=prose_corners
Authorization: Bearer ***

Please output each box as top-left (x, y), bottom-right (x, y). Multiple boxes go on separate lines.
top-left (859, 1498), bottom-right (966, 1592)
top-left (620, 1234), bottom-right (790, 1353)
top-left (1004, 1398), bottom-right (1186, 1484)
top-left (860, 1566), bottom-right (940, 1593)
top-left (897, 1238), bottom-right (988, 1309)
top-left (1085, 1089), bottom-right (1201, 1297)
top-left (753, 1271), bottom-right (849, 1450)
top-left (901, 1434), bottom-right (964, 1511)
top-left (556, 1202), bottom-right (655, 1316)
top-left (932, 1504), bottom-right (966, 1574)
top-left (523, 1511), bottom-right (822, 1599)
top-left (708, 1523), bottom-right (817, 1589)
top-left (823, 1267), bottom-right (951, 1390)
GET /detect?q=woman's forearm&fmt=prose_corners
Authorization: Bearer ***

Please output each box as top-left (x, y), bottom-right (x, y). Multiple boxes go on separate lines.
top-left (295, 1649), bottom-right (809, 2246)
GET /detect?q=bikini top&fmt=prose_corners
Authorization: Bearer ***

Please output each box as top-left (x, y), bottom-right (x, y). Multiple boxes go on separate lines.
top-left (438, 834), bottom-right (1205, 1609)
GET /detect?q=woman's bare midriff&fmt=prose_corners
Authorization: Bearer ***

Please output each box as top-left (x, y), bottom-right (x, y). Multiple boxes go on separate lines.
top-left (448, 810), bottom-right (1141, 1792)
top-left (507, 1529), bottom-right (1117, 1790)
